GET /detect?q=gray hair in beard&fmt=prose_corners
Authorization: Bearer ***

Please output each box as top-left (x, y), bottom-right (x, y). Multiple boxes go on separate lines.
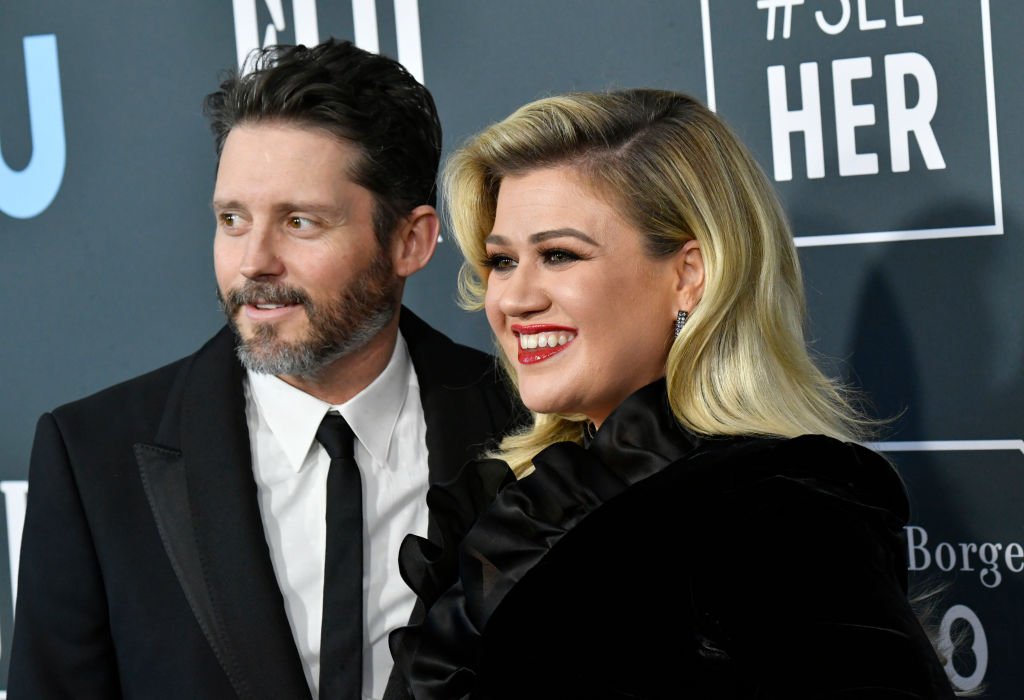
top-left (219, 252), bottom-right (400, 379)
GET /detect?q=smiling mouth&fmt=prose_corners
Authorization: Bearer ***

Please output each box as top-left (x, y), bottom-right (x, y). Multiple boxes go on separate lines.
top-left (514, 327), bottom-right (576, 365)
top-left (242, 301), bottom-right (304, 321)
top-left (224, 282), bottom-right (309, 321)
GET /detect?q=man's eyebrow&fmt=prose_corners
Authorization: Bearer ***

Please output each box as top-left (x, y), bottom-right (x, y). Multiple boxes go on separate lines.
top-left (211, 199), bottom-right (347, 218)
top-left (484, 228), bottom-right (599, 246)
top-left (211, 198), bottom-right (243, 211)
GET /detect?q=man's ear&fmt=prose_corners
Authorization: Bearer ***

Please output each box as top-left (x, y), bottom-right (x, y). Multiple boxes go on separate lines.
top-left (674, 238), bottom-right (704, 312)
top-left (391, 205), bottom-right (440, 278)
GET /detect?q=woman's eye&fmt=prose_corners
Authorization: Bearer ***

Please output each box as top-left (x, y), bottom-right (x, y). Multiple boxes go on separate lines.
top-left (542, 248), bottom-right (580, 265)
top-left (484, 254), bottom-right (516, 270)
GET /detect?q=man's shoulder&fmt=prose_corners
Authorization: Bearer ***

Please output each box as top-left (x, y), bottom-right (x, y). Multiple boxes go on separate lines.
top-left (398, 307), bottom-right (525, 438)
top-left (399, 307), bottom-right (500, 380)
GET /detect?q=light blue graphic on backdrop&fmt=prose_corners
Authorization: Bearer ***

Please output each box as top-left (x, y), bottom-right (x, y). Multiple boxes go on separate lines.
top-left (0, 35), bottom-right (66, 220)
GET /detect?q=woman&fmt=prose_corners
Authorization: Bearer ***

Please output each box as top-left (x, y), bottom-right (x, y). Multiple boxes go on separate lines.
top-left (390, 89), bottom-right (955, 698)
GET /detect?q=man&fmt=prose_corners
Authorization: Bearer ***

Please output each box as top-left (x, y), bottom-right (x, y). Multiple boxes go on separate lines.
top-left (9, 40), bottom-right (519, 699)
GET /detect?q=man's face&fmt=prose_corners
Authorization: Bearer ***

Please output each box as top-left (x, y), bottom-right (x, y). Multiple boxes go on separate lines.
top-left (213, 122), bottom-right (400, 379)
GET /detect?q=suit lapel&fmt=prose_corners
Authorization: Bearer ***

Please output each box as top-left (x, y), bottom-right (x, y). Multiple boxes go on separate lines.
top-left (137, 328), bottom-right (311, 700)
top-left (135, 441), bottom-right (250, 697)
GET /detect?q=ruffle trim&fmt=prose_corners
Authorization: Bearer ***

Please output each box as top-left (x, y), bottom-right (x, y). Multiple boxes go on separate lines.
top-left (389, 380), bottom-right (698, 698)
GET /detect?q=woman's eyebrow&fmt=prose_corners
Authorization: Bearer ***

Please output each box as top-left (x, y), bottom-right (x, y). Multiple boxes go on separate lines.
top-left (529, 228), bottom-right (599, 246)
top-left (484, 229), bottom-right (599, 246)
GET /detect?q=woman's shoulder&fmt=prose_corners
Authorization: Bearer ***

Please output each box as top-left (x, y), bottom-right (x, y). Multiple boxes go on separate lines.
top-left (573, 380), bottom-right (908, 525)
top-left (645, 432), bottom-right (910, 527)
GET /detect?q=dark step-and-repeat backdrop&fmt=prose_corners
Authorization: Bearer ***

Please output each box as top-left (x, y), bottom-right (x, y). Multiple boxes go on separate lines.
top-left (2, 2), bottom-right (1020, 696)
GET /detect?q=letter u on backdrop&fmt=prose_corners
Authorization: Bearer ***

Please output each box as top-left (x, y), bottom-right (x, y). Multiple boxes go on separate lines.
top-left (0, 34), bottom-right (66, 220)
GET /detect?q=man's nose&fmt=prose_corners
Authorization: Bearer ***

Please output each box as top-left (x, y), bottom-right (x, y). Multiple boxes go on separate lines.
top-left (239, 223), bottom-right (285, 279)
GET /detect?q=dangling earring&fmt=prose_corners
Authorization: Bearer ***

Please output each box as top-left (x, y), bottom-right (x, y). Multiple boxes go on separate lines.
top-left (673, 310), bottom-right (689, 338)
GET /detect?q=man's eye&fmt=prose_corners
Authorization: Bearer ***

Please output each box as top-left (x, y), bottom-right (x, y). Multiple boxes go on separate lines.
top-left (219, 213), bottom-right (239, 227)
top-left (287, 216), bottom-right (315, 230)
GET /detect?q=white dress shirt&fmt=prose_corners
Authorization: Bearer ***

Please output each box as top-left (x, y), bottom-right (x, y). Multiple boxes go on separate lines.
top-left (244, 332), bottom-right (430, 699)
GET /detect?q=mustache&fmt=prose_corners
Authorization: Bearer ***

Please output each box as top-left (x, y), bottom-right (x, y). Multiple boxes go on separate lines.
top-left (221, 282), bottom-right (311, 313)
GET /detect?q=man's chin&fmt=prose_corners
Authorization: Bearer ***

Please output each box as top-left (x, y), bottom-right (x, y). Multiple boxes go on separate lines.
top-left (235, 337), bottom-right (323, 378)
top-left (225, 318), bottom-right (313, 374)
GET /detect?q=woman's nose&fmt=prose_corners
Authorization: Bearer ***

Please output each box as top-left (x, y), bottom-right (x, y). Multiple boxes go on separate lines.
top-left (492, 265), bottom-right (550, 319)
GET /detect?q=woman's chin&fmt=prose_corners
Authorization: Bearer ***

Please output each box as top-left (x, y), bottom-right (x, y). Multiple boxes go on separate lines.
top-left (520, 392), bottom-right (567, 417)
top-left (520, 390), bottom-right (584, 419)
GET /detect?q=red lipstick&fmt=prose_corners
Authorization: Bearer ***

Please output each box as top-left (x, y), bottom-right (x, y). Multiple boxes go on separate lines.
top-left (511, 324), bottom-right (577, 365)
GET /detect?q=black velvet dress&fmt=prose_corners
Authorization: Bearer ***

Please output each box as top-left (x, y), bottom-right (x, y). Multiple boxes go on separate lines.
top-left (390, 381), bottom-right (955, 699)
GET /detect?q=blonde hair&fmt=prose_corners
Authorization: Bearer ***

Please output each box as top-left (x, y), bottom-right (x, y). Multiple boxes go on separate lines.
top-left (444, 89), bottom-right (871, 476)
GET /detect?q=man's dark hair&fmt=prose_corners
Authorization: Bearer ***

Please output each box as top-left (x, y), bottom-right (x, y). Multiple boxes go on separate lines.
top-left (204, 38), bottom-right (442, 246)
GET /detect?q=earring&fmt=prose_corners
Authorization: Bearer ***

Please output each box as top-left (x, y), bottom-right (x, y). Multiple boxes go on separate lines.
top-left (673, 310), bottom-right (689, 338)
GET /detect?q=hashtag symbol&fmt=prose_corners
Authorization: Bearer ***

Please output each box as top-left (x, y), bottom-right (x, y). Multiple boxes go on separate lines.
top-left (757, 0), bottom-right (806, 40)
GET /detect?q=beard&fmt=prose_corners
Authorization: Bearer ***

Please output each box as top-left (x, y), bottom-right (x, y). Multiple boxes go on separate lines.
top-left (219, 252), bottom-right (400, 379)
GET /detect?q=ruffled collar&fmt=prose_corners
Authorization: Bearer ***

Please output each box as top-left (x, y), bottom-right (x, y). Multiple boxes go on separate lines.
top-left (390, 379), bottom-right (698, 698)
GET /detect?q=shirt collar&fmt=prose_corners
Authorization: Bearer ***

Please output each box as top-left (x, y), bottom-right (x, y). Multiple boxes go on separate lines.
top-left (246, 332), bottom-right (414, 472)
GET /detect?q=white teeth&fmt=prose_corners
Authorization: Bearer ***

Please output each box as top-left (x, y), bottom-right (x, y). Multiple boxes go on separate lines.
top-left (518, 332), bottom-right (575, 350)
top-left (255, 303), bottom-right (285, 310)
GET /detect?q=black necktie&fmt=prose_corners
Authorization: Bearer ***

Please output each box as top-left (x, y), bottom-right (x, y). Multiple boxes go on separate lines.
top-left (316, 412), bottom-right (363, 700)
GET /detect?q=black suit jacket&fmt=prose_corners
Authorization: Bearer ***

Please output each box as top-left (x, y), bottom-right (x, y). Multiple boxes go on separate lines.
top-left (8, 308), bottom-right (520, 700)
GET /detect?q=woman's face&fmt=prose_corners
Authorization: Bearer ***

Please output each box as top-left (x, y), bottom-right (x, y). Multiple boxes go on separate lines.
top-left (484, 166), bottom-right (685, 427)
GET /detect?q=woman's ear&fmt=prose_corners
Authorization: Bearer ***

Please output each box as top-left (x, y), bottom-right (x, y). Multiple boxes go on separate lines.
top-left (391, 205), bottom-right (440, 278)
top-left (675, 238), bottom-right (704, 312)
